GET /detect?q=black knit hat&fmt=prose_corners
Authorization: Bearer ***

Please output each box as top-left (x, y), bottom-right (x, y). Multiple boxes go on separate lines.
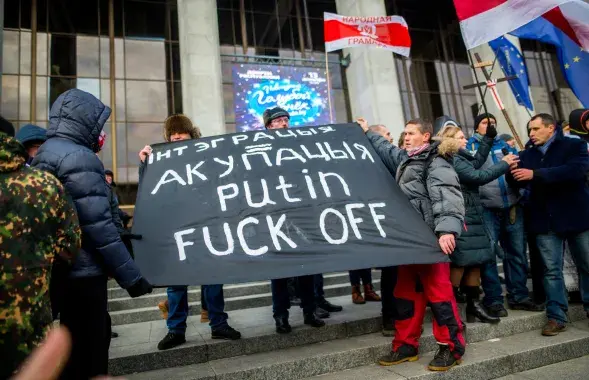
top-left (0, 115), bottom-right (15, 137)
top-left (474, 113), bottom-right (497, 131)
top-left (263, 107), bottom-right (290, 127)
top-left (569, 109), bottom-right (589, 135)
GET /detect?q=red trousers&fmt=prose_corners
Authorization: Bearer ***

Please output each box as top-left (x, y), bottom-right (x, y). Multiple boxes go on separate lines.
top-left (392, 263), bottom-right (465, 358)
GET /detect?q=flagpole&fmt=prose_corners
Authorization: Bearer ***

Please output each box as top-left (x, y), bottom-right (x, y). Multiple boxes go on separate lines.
top-left (325, 51), bottom-right (334, 124)
top-left (468, 49), bottom-right (524, 149)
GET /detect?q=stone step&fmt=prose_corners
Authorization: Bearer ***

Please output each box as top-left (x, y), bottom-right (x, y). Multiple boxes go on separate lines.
top-left (109, 281), bottom-right (380, 325)
top-left (123, 310), bottom-right (589, 379)
top-left (495, 355), bottom-right (589, 380)
top-left (107, 271), bottom-right (374, 300)
top-left (109, 294), bottom-right (586, 376)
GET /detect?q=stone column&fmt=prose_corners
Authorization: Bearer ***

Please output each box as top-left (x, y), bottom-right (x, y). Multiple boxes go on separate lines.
top-left (177, 0), bottom-right (226, 137)
top-left (335, 0), bottom-right (406, 140)
top-left (469, 35), bottom-right (532, 144)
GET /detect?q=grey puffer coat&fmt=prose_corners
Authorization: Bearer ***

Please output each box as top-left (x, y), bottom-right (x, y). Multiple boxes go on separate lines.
top-left (367, 132), bottom-right (465, 237)
top-left (451, 135), bottom-right (510, 266)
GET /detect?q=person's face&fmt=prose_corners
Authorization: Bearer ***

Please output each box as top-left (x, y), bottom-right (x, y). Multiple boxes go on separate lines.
top-left (454, 130), bottom-right (467, 149)
top-left (170, 133), bottom-right (192, 142)
top-left (528, 118), bottom-right (555, 146)
top-left (105, 174), bottom-right (113, 185)
top-left (506, 139), bottom-right (516, 148)
top-left (374, 125), bottom-right (393, 143)
top-left (268, 116), bottom-right (289, 130)
top-left (404, 124), bottom-right (430, 150)
top-left (26, 143), bottom-right (42, 158)
top-left (476, 117), bottom-right (496, 135)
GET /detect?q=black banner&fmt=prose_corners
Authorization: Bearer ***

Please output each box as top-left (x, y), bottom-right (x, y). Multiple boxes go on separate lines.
top-left (132, 124), bottom-right (447, 286)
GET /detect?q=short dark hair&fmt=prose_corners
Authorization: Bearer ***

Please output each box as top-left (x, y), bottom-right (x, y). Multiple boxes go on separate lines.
top-left (531, 113), bottom-right (556, 128)
top-left (406, 118), bottom-right (433, 138)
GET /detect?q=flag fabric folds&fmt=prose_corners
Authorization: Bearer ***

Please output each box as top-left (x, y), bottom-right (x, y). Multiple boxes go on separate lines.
top-left (510, 10), bottom-right (589, 107)
top-left (453, 0), bottom-right (588, 50)
top-left (488, 36), bottom-right (534, 110)
top-left (323, 12), bottom-right (411, 57)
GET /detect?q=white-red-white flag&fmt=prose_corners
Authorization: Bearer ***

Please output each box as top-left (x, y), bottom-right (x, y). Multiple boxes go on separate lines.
top-left (323, 12), bottom-right (411, 57)
top-left (453, 0), bottom-right (583, 49)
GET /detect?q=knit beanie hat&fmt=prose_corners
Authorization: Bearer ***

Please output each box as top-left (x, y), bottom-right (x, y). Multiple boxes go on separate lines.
top-left (433, 115), bottom-right (460, 136)
top-left (164, 114), bottom-right (201, 142)
top-left (15, 124), bottom-right (47, 146)
top-left (498, 133), bottom-right (514, 143)
top-left (569, 109), bottom-right (589, 135)
top-left (263, 107), bottom-right (290, 128)
top-left (474, 113), bottom-right (497, 132)
top-left (0, 115), bottom-right (15, 137)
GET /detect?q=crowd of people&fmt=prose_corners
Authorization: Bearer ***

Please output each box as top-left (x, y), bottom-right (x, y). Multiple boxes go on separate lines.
top-left (2, 87), bottom-right (589, 378)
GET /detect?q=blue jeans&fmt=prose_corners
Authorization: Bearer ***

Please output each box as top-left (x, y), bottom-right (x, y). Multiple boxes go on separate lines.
top-left (167, 286), bottom-right (188, 334)
top-left (272, 275), bottom-right (315, 318)
top-left (536, 230), bottom-right (589, 323)
top-left (202, 284), bottom-right (228, 329)
top-left (349, 269), bottom-right (372, 285)
top-left (314, 274), bottom-right (324, 300)
top-left (480, 206), bottom-right (530, 307)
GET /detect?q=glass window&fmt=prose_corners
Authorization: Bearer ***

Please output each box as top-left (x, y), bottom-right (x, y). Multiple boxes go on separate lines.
top-left (125, 80), bottom-right (168, 122)
top-left (2, 31), bottom-right (20, 74)
top-left (1, 75), bottom-right (20, 120)
top-left (124, 0), bottom-right (167, 39)
top-left (124, 39), bottom-right (167, 80)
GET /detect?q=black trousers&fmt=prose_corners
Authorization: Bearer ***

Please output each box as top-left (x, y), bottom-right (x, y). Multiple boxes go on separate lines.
top-left (59, 276), bottom-right (110, 380)
top-left (381, 266), bottom-right (398, 320)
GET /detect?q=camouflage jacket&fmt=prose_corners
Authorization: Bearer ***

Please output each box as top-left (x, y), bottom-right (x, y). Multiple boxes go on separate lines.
top-left (0, 133), bottom-right (81, 377)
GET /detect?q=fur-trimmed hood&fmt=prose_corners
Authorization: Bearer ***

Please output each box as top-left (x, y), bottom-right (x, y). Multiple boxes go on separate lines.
top-left (432, 137), bottom-right (462, 158)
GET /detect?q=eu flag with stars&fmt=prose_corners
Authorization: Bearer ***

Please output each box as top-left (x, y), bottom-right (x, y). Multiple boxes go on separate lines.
top-left (488, 36), bottom-right (534, 110)
top-left (510, 16), bottom-right (589, 108)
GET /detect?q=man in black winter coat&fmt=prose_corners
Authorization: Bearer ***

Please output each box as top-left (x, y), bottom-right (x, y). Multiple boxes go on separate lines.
top-left (32, 88), bottom-right (152, 379)
top-left (511, 113), bottom-right (589, 336)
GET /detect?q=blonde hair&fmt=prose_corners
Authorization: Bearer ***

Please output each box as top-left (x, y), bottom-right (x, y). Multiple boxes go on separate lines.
top-left (437, 125), bottom-right (462, 139)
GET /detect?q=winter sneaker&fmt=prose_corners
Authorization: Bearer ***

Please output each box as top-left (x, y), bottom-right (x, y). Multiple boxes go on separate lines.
top-left (317, 298), bottom-right (343, 312)
top-left (157, 332), bottom-right (186, 350)
top-left (508, 299), bottom-right (544, 312)
top-left (200, 310), bottom-right (209, 323)
top-left (485, 304), bottom-right (508, 318)
top-left (427, 344), bottom-right (461, 371)
top-left (212, 325), bottom-right (242, 340)
top-left (275, 317), bottom-right (292, 334)
top-left (158, 300), bottom-right (169, 320)
top-left (304, 312), bottom-right (326, 328)
top-left (316, 307), bottom-right (330, 319)
top-left (542, 320), bottom-right (567, 336)
top-left (382, 317), bottom-right (395, 337)
top-left (378, 345), bottom-right (418, 366)
top-left (363, 284), bottom-right (381, 302)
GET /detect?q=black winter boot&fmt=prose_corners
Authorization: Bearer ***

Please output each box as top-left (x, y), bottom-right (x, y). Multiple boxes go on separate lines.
top-left (465, 286), bottom-right (500, 324)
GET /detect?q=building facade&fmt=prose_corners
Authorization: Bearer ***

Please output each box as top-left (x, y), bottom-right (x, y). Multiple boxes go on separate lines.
top-left (1, 0), bottom-right (584, 205)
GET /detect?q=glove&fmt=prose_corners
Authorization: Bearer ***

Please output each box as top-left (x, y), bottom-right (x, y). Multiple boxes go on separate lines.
top-left (485, 124), bottom-right (498, 139)
top-left (126, 277), bottom-right (153, 298)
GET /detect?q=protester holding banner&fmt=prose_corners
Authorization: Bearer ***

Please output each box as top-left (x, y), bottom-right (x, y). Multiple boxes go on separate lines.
top-left (359, 117), bottom-right (466, 371)
top-left (261, 106), bottom-right (327, 332)
top-left (437, 121), bottom-right (519, 324)
top-left (138, 115), bottom-right (241, 350)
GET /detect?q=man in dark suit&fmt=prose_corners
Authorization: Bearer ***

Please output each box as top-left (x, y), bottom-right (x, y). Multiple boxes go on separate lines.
top-left (511, 113), bottom-right (589, 336)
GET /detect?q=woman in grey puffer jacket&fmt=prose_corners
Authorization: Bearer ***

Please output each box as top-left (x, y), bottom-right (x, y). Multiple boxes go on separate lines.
top-left (437, 123), bottom-right (519, 324)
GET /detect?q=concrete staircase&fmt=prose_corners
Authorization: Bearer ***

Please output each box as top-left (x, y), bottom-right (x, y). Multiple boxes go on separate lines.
top-left (107, 268), bottom-right (589, 379)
